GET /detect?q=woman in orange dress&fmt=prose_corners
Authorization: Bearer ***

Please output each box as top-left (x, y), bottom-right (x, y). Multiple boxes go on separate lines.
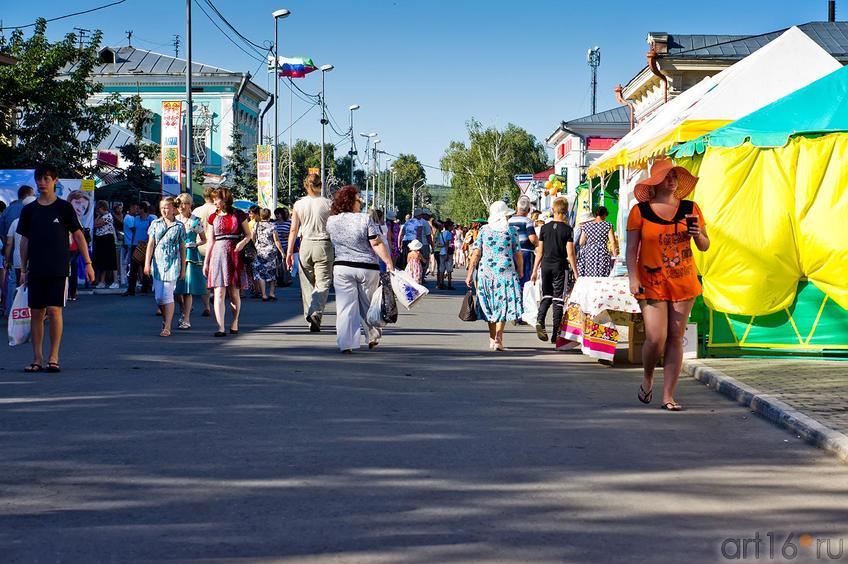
top-left (626, 159), bottom-right (710, 411)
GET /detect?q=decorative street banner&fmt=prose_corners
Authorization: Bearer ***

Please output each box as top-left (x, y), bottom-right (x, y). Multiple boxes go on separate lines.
top-left (161, 101), bottom-right (182, 195)
top-left (256, 144), bottom-right (273, 208)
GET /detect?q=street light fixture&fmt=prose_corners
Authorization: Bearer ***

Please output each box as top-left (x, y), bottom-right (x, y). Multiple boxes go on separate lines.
top-left (319, 64), bottom-right (334, 197)
top-left (359, 132), bottom-right (376, 207)
top-left (348, 104), bottom-right (360, 185)
top-left (372, 139), bottom-right (381, 209)
top-left (272, 8), bottom-right (291, 209)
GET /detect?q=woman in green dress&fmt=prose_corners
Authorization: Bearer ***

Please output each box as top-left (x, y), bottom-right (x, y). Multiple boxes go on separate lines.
top-left (175, 193), bottom-right (208, 330)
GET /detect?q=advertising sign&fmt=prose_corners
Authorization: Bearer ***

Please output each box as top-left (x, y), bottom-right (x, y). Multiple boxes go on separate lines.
top-left (161, 101), bottom-right (183, 195)
top-left (256, 144), bottom-right (273, 208)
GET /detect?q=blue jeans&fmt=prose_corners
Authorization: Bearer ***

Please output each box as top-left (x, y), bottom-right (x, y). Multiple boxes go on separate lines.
top-left (517, 250), bottom-right (534, 289)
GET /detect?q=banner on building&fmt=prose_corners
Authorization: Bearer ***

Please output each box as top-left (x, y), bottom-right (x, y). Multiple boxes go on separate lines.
top-left (161, 101), bottom-right (182, 196)
top-left (256, 144), bottom-right (273, 208)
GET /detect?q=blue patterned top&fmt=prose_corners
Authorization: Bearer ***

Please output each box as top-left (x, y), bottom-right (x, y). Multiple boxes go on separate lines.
top-left (472, 225), bottom-right (519, 276)
top-left (148, 218), bottom-right (186, 282)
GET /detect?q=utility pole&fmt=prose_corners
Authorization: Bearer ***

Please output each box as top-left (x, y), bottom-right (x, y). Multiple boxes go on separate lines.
top-left (185, 0), bottom-right (193, 194)
top-left (73, 28), bottom-right (91, 50)
top-left (126, 30), bottom-right (133, 47)
top-left (588, 46), bottom-right (601, 115)
top-left (173, 34), bottom-right (180, 58)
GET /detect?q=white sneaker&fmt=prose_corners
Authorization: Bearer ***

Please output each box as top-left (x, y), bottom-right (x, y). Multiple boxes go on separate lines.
top-left (108, 282), bottom-right (120, 289)
top-left (95, 283), bottom-right (106, 289)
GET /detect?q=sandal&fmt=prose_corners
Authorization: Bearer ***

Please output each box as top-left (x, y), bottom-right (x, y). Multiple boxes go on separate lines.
top-left (46, 362), bottom-right (61, 373)
top-left (178, 321), bottom-right (191, 330)
top-left (268, 296), bottom-right (277, 301)
top-left (24, 363), bottom-right (43, 373)
top-left (368, 341), bottom-right (379, 350)
top-left (159, 329), bottom-right (171, 337)
top-left (638, 385), bottom-right (653, 404)
top-left (661, 402), bottom-right (685, 412)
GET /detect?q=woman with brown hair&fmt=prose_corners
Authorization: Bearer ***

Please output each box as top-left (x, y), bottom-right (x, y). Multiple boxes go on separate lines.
top-left (252, 208), bottom-right (285, 301)
top-left (626, 159), bottom-right (710, 411)
top-left (287, 173), bottom-right (333, 332)
top-left (325, 186), bottom-right (395, 353)
top-left (203, 188), bottom-right (251, 337)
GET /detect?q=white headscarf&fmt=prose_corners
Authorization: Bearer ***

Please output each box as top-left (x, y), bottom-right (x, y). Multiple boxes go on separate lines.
top-left (486, 201), bottom-right (515, 232)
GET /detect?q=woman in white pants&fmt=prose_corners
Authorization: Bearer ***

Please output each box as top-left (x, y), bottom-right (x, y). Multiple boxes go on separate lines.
top-left (326, 186), bottom-right (395, 354)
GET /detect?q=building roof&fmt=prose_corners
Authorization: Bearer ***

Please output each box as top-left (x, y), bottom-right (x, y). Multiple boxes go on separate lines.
top-left (0, 52), bottom-right (16, 66)
top-left (77, 123), bottom-right (139, 152)
top-left (661, 22), bottom-right (848, 61)
top-left (564, 106), bottom-right (630, 127)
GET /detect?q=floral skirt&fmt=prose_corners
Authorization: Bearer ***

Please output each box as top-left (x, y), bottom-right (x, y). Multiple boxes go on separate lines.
top-left (207, 240), bottom-right (248, 290)
top-left (475, 267), bottom-right (523, 322)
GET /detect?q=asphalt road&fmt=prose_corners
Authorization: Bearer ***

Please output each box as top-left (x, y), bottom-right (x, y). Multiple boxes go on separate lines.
top-left (2, 279), bottom-right (847, 563)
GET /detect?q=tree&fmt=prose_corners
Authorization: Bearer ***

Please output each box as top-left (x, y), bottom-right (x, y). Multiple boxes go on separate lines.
top-left (390, 153), bottom-right (427, 217)
top-left (225, 127), bottom-right (255, 200)
top-left (0, 19), bottom-right (126, 176)
top-left (441, 119), bottom-right (549, 224)
top-left (277, 139), bottom-right (335, 204)
top-left (116, 94), bottom-right (159, 194)
top-left (334, 154), bottom-right (366, 191)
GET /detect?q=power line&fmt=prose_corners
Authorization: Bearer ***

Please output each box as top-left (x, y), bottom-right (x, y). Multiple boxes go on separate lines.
top-left (380, 150), bottom-right (451, 175)
top-left (203, 0), bottom-right (270, 53)
top-left (193, 0), bottom-right (265, 64)
top-left (1, 0), bottom-right (127, 31)
top-left (277, 102), bottom-right (319, 140)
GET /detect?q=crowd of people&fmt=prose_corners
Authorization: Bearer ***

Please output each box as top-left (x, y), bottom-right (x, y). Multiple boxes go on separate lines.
top-left (4, 159), bottom-right (709, 412)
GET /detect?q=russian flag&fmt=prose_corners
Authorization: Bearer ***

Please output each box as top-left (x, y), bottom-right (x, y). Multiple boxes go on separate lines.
top-left (269, 56), bottom-right (317, 78)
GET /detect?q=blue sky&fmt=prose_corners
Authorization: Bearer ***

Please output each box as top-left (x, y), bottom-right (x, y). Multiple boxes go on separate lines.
top-left (2, 0), bottom-right (829, 181)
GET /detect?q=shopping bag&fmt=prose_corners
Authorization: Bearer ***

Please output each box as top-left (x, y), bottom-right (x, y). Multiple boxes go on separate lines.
top-left (390, 270), bottom-right (429, 309)
top-left (367, 288), bottom-right (387, 327)
top-left (521, 280), bottom-right (540, 325)
top-left (8, 284), bottom-right (31, 347)
top-left (458, 289), bottom-right (477, 322)
top-left (380, 273), bottom-right (398, 324)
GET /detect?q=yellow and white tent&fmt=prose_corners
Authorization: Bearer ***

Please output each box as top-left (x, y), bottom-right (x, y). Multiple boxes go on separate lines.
top-left (588, 26), bottom-right (841, 177)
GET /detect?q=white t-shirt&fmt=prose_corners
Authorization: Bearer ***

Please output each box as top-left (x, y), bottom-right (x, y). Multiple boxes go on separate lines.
top-left (7, 218), bottom-right (22, 269)
top-left (293, 196), bottom-right (331, 241)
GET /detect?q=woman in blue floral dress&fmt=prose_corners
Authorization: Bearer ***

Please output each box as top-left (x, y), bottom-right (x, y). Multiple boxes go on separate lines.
top-left (465, 201), bottom-right (524, 351)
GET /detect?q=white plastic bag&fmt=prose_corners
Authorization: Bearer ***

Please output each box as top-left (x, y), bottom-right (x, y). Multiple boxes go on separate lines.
top-left (8, 284), bottom-right (31, 347)
top-left (521, 280), bottom-right (540, 325)
top-left (367, 287), bottom-right (387, 327)
top-left (390, 270), bottom-right (429, 310)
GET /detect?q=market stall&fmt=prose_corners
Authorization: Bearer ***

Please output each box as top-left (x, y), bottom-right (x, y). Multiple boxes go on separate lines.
top-left (668, 63), bottom-right (848, 354)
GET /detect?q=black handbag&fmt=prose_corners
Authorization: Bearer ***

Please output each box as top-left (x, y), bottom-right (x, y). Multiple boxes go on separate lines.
top-left (458, 289), bottom-right (477, 322)
top-left (380, 273), bottom-right (398, 323)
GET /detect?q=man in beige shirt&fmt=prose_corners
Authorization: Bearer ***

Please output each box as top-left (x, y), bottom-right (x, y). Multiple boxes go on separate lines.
top-left (191, 186), bottom-right (217, 316)
top-left (287, 173), bottom-right (333, 332)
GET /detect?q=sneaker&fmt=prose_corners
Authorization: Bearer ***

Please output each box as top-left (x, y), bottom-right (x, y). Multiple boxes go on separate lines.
top-left (108, 282), bottom-right (120, 289)
top-left (95, 283), bottom-right (106, 289)
top-left (535, 324), bottom-right (549, 342)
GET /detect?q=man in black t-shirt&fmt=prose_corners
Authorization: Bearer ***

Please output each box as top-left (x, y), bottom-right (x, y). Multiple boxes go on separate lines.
top-left (17, 163), bottom-right (95, 373)
top-left (530, 198), bottom-right (578, 344)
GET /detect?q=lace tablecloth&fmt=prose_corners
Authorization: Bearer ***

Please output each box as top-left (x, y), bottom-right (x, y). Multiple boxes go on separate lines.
top-left (556, 276), bottom-right (640, 362)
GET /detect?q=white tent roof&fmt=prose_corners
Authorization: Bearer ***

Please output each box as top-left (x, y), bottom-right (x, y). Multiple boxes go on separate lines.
top-left (589, 26), bottom-right (841, 175)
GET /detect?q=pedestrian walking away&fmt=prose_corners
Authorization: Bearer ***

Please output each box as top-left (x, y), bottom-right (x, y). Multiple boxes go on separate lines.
top-left (252, 208), bottom-right (285, 301)
top-left (530, 197), bottom-right (578, 344)
top-left (191, 187), bottom-right (218, 317)
top-left (203, 188), bottom-right (251, 337)
top-left (577, 206), bottom-right (618, 277)
top-left (287, 173), bottom-right (333, 333)
top-left (326, 186), bottom-right (395, 353)
top-left (144, 197), bottom-right (187, 337)
top-left (124, 202), bottom-right (154, 296)
top-left (465, 201), bottom-right (524, 351)
top-left (175, 193), bottom-right (208, 330)
top-left (92, 200), bottom-right (119, 288)
top-left (508, 195), bottom-right (538, 289)
top-left (626, 159), bottom-right (710, 412)
top-left (16, 163), bottom-right (95, 373)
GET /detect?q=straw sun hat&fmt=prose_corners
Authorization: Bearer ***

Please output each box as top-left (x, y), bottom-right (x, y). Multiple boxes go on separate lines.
top-left (634, 159), bottom-right (699, 203)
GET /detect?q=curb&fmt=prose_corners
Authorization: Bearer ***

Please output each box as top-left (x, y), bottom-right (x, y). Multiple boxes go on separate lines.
top-left (683, 360), bottom-right (848, 464)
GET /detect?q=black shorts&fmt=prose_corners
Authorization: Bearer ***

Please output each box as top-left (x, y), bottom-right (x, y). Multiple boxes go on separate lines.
top-left (28, 276), bottom-right (68, 309)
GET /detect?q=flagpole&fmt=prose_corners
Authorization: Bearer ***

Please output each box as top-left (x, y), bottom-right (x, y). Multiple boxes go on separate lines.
top-left (289, 77), bottom-right (293, 202)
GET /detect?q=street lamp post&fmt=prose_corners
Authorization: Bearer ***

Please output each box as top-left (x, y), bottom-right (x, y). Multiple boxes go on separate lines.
top-left (411, 178), bottom-right (426, 214)
top-left (319, 64), bottom-right (334, 197)
top-left (372, 139), bottom-right (381, 209)
top-left (359, 132), bottom-right (376, 208)
top-left (272, 8), bottom-right (290, 209)
top-left (348, 104), bottom-right (359, 185)
top-left (185, 0), bottom-right (192, 194)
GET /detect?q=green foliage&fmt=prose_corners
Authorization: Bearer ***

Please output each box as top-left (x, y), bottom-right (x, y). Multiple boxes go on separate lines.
top-left (119, 141), bottom-right (159, 192)
top-left (118, 94), bottom-right (153, 144)
top-left (225, 127), bottom-right (255, 200)
top-left (390, 153), bottom-right (426, 217)
top-left (0, 19), bottom-right (125, 176)
top-left (278, 140), bottom-right (335, 204)
top-left (441, 119), bottom-right (549, 224)
top-left (333, 154), bottom-right (366, 191)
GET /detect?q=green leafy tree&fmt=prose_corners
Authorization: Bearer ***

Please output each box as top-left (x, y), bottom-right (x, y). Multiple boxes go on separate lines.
top-left (390, 153), bottom-right (427, 217)
top-left (334, 154), bottom-right (366, 191)
top-left (225, 127), bottom-right (255, 200)
top-left (441, 119), bottom-right (549, 224)
top-left (0, 19), bottom-right (125, 176)
top-left (277, 140), bottom-right (334, 204)
top-left (115, 94), bottom-right (159, 193)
